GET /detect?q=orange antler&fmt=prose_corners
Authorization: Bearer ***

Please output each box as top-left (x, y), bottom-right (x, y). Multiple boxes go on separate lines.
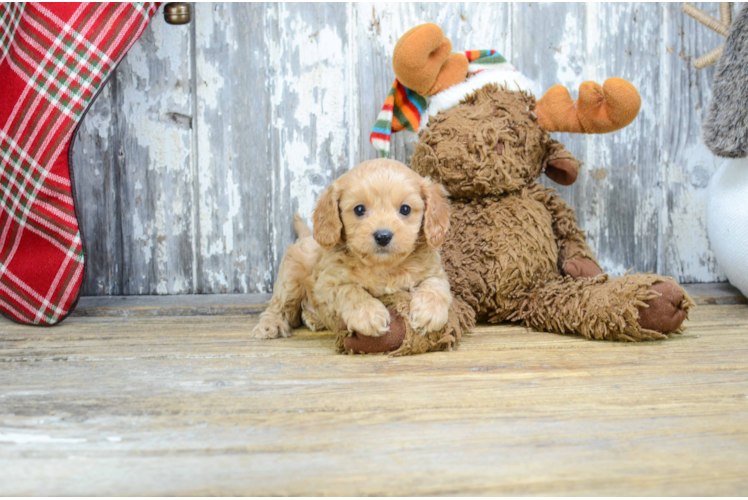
top-left (392, 24), bottom-right (468, 96)
top-left (535, 78), bottom-right (641, 134)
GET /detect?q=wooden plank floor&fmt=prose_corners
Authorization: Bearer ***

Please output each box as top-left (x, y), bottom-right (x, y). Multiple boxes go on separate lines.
top-left (1, 297), bottom-right (747, 495)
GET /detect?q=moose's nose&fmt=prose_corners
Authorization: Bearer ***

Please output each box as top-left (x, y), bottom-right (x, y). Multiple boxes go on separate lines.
top-left (373, 230), bottom-right (393, 247)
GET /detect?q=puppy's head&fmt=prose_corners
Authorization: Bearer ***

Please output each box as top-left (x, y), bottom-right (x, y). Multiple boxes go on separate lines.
top-left (313, 159), bottom-right (449, 264)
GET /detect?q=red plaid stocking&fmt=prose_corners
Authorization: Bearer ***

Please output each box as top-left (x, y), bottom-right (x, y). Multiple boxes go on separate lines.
top-left (0, 2), bottom-right (160, 325)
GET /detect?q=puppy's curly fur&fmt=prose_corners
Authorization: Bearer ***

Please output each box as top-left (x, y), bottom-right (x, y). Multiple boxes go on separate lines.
top-left (252, 159), bottom-right (453, 341)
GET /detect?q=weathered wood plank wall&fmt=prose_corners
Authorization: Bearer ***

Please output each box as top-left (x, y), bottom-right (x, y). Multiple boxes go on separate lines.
top-left (72, 2), bottom-right (732, 296)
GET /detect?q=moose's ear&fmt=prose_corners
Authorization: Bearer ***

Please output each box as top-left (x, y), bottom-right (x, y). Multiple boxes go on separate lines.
top-left (312, 185), bottom-right (342, 248)
top-left (543, 140), bottom-right (582, 186)
top-left (545, 158), bottom-right (578, 186)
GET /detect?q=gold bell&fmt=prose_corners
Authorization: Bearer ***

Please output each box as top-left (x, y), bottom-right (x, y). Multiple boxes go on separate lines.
top-left (164, 3), bottom-right (191, 25)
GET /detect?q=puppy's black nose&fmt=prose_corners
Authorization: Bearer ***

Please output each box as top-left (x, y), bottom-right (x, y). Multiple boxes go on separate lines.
top-left (373, 230), bottom-right (393, 247)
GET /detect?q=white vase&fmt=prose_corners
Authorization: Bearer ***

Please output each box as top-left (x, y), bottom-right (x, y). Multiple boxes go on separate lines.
top-left (706, 158), bottom-right (748, 297)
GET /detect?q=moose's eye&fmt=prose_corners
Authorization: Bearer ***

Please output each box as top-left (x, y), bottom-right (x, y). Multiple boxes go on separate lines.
top-left (354, 205), bottom-right (366, 217)
top-left (399, 204), bottom-right (411, 216)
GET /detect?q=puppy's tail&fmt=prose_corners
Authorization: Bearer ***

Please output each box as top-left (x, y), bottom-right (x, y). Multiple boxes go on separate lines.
top-left (294, 212), bottom-right (312, 239)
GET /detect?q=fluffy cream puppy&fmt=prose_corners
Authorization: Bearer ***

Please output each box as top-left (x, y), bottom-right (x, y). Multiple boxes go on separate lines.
top-left (252, 158), bottom-right (452, 340)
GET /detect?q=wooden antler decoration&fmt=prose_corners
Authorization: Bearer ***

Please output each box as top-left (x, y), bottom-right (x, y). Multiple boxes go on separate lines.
top-left (682, 2), bottom-right (732, 69)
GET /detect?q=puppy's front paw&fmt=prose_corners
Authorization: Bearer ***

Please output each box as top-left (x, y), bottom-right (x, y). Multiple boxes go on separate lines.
top-left (345, 301), bottom-right (390, 337)
top-left (301, 309), bottom-right (326, 331)
top-left (251, 315), bottom-right (292, 339)
top-left (409, 293), bottom-right (449, 335)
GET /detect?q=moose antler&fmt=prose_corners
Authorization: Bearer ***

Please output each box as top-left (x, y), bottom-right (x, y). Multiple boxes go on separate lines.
top-left (392, 24), bottom-right (468, 96)
top-left (682, 2), bottom-right (733, 69)
top-left (535, 78), bottom-right (641, 134)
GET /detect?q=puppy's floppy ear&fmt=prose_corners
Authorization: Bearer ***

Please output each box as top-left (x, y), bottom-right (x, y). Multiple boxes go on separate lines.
top-left (313, 185), bottom-right (342, 248)
top-left (422, 180), bottom-right (450, 248)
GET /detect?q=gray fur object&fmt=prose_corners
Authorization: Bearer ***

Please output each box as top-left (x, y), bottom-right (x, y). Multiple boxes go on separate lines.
top-left (703, 3), bottom-right (748, 158)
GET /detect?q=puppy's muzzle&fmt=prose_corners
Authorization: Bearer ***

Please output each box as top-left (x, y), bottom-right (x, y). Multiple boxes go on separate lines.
top-left (373, 230), bottom-right (393, 247)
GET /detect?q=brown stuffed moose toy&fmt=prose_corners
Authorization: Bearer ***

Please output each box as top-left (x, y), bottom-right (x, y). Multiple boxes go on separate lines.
top-left (345, 24), bottom-right (693, 355)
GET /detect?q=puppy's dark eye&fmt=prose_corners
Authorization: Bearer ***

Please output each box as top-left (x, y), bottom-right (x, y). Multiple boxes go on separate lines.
top-left (354, 205), bottom-right (366, 217)
top-left (399, 205), bottom-right (411, 216)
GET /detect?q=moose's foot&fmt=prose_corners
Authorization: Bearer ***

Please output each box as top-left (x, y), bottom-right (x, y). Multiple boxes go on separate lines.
top-left (638, 281), bottom-right (691, 334)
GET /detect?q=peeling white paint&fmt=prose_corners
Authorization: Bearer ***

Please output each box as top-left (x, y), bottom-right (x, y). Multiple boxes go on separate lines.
top-left (115, 9), bottom-right (194, 294)
top-left (596, 258), bottom-right (631, 279)
top-left (584, 2), bottom-right (602, 82)
top-left (195, 3), bottom-right (230, 272)
top-left (195, 50), bottom-right (225, 111)
top-left (555, 12), bottom-right (585, 90)
top-left (221, 164), bottom-right (241, 256)
top-left (275, 11), bottom-right (350, 223)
